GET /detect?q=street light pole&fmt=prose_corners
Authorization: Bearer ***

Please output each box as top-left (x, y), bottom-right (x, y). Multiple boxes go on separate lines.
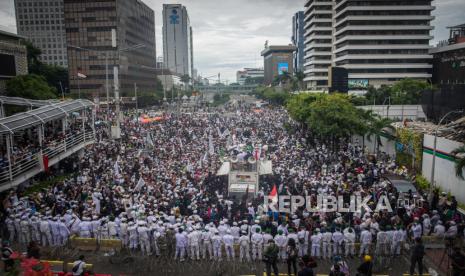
top-left (105, 54), bottom-right (109, 117)
top-left (134, 82), bottom-right (138, 110)
top-left (77, 76), bottom-right (81, 99)
top-left (430, 110), bottom-right (463, 193)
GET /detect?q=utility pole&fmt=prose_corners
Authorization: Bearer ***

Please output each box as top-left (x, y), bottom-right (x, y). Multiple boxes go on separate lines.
top-left (218, 73), bottom-right (221, 98)
top-left (59, 81), bottom-right (64, 100)
top-left (134, 83), bottom-right (138, 111)
top-left (77, 76), bottom-right (81, 99)
top-left (105, 54), bottom-right (109, 117)
top-left (112, 28), bottom-right (121, 139)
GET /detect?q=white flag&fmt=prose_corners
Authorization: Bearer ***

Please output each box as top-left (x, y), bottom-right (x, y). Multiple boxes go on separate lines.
top-left (146, 132), bottom-right (154, 147)
top-left (114, 160), bottom-right (120, 175)
top-left (178, 137), bottom-right (183, 149)
top-left (134, 177), bottom-right (145, 191)
top-left (77, 72), bottom-right (87, 79)
top-left (208, 134), bottom-right (214, 155)
top-left (203, 152), bottom-right (208, 162)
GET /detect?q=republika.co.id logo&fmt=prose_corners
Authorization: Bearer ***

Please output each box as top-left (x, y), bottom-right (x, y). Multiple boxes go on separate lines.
top-left (264, 194), bottom-right (396, 214)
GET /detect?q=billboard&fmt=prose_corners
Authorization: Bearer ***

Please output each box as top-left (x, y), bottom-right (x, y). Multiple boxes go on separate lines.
top-left (277, 62), bottom-right (289, 75)
top-left (348, 79), bottom-right (369, 90)
top-left (0, 54), bottom-right (16, 76)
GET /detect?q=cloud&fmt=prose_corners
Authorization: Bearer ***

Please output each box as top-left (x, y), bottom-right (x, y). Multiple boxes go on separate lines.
top-left (143, 0), bottom-right (305, 81)
top-left (431, 0), bottom-right (465, 44)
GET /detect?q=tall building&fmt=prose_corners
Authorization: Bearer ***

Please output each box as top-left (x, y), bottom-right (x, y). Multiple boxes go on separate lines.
top-left (162, 4), bottom-right (194, 78)
top-left (422, 23), bottom-right (465, 121)
top-left (303, 0), bottom-right (333, 91)
top-left (14, 0), bottom-right (67, 67)
top-left (292, 11), bottom-right (305, 73)
top-left (64, 0), bottom-right (156, 97)
top-left (236, 68), bottom-right (264, 85)
top-left (261, 45), bottom-right (296, 85)
top-left (0, 29), bottom-right (28, 94)
top-left (304, 0), bottom-right (434, 91)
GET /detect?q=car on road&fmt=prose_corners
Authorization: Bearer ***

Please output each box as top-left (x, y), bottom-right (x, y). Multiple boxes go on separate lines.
top-left (382, 174), bottom-right (418, 195)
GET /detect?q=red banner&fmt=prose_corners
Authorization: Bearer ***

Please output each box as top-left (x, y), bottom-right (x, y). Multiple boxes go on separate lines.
top-left (43, 155), bottom-right (49, 172)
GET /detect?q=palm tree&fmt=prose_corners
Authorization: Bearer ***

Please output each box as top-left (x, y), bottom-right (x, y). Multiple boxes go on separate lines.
top-left (366, 115), bottom-right (395, 154)
top-left (355, 109), bottom-right (375, 149)
top-left (451, 145), bottom-right (465, 179)
top-left (294, 71), bottom-right (305, 91)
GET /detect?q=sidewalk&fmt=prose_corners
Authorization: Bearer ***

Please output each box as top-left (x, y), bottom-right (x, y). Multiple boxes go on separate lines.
top-left (425, 248), bottom-right (450, 275)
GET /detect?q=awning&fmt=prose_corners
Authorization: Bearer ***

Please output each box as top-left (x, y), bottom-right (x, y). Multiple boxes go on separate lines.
top-left (0, 99), bottom-right (94, 134)
top-left (216, 160), bottom-right (273, 176)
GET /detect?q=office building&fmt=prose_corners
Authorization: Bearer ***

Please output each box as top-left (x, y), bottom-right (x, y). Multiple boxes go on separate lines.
top-left (14, 0), bottom-right (67, 67)
top-left (64, 0), bottom-right (156, 97)
top-left (303, 0), bottom-right (333, 91)
top-left (261, 45), bottom-right (296, 85)
top-left (304, 0), bottom-right (434, 91)
top-left (236, 68), bottom-right (264, 85)
top-left (156, 56), bottom-right (164, 69)
top-left (422, 23), bottom-right (465, 121)
top-left (156, 68), bottom-right (182, 92)
top-left (162, 4), bottom-right (194, 78)
top-left (292, 11), bottom-right (305, 73)
top-left (0, 29), bottom-right (28, 94)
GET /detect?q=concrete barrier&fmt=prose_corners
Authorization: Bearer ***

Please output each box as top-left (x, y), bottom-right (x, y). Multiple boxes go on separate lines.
top-left (99, 238), bottom-right (122, 252)
top-left (422, 235), bottom-right (445, 249)
top-left (69, 236), bottom-right (97, 251)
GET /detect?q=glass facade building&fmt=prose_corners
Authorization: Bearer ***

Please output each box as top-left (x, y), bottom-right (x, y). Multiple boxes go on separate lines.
top-left (64, 0), bottom-right (156, 98)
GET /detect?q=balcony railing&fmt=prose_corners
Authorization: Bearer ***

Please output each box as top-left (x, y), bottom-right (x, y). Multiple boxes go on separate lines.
top-left (0, 131), bottom-right (95, 185)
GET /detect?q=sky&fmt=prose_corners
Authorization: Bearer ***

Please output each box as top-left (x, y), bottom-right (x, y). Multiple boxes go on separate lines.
top-left (1, 0), bottom-right (465, 82)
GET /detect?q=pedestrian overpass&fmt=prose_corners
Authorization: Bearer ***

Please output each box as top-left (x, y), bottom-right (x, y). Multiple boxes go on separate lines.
top-left (0, 99), bottom-right (96, 191)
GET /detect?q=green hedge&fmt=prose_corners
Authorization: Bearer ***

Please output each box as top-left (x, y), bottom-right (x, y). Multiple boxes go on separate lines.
top-left (24, 174), bottom-right (71, 196)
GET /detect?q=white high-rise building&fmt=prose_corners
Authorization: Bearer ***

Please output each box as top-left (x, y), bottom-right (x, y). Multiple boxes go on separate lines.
top-left (14, 0), bottom-right (67, 67)
top-left (303, 0), bottom-right (333, 91)
top-left (162, 4), bottom-right (193, 78)
top-left (304, 0), bottom-right (434, 91)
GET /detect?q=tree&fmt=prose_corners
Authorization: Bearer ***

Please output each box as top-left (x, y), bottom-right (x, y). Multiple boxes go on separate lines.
top-left (366, 115), bottom-right (395, 153)
top-left (390, 79), bottom-right (430, 105)
top-left (180, 74), bottom-right (191, 91)
top-left (36, 64), bottom-right (69, 95)
top-left (22, 40), bottom-right (69, 95)
top-left (6, 74), bottom-right (58, 100)
top-left (355, 109), bottom-right (375, 148)
top-left (294, 71), bottom-right (305, 91)
top-left (244, 76), bottom-right (264, 85)
top-left (451, 145), bottom-right (465, 179)
top-left (306, 93), bottom-right (363, 149)
top-left (286, 93), bottom-right (319, 124)
top-left (364, 85), bottom-right (392, 105)
top-left (272, 71), bottom-right (292, 88)
top-left (22, 40), bottom-right (42, 69)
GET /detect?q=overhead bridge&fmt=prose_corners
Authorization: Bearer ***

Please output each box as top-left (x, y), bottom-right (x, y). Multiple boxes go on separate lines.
top-left (0, 96), bottom-right (60, 117)
top-left (0, 99), bottom-right (96, 191)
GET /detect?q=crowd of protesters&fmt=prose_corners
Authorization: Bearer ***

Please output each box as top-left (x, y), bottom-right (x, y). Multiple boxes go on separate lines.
top-left (1, 104), bottom-right (464, 276)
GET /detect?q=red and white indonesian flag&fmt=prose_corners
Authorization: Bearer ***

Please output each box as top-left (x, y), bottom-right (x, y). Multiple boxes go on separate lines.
top-left (77, 72), bottom-right (87, 79)
top-left (269, 184), bottom-right (278, 205)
